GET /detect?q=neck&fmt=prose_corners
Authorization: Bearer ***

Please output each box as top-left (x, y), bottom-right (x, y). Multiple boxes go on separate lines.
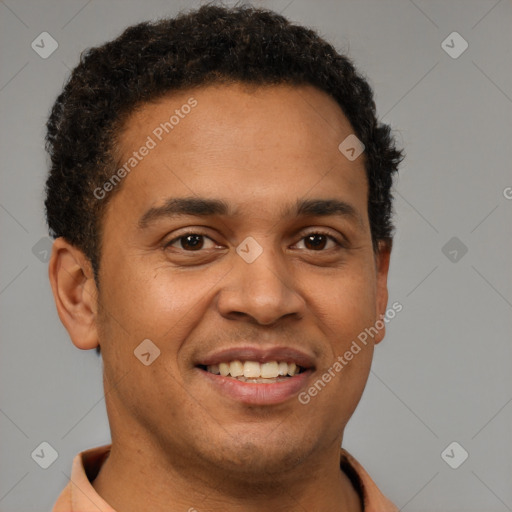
top-left (92, 437), bottom-right (362, 512)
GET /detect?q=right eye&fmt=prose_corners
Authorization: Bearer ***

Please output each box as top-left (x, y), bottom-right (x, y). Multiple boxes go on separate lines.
top-left (165, 232), bottom-right (218, 251)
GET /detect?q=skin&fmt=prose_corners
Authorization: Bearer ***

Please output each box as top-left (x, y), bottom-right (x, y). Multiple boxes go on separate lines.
top-left (49, 83), bottom-right (391, 511)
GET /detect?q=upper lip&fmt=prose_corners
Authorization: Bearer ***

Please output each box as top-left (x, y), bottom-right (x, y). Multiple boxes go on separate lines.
top-left (196, 346), bottom-right (316, 369)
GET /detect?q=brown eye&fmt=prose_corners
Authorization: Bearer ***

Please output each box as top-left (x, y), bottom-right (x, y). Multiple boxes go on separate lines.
top-left (303, 234), bottom-right (328, 250)
top-left (297, 232), bottom-right (340, 251)
top-left (179, 234), bottom-right (204, 250)
top-left (166, 233), bottom-right (216, 251)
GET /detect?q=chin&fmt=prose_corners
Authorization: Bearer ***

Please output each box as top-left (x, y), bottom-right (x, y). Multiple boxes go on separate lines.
top-left (195, 425), bottom-right (319, 479)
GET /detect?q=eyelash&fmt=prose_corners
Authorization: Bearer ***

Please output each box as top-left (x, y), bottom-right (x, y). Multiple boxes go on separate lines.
top-left (164, 230), bottom-right (346, 252)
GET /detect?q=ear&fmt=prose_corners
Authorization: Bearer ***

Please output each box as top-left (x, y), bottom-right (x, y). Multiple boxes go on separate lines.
top-left (373, 240), bottom-right (392, 345)
top-left (48, 237), bottom-right (99, 350)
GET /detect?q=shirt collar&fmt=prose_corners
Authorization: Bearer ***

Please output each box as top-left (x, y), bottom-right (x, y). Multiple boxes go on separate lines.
top-left (53, 444), bottom-right (397, 512)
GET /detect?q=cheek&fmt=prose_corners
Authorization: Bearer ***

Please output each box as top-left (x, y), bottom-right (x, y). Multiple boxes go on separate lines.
top-left (100, 256), bottom-right (183, 323)
top-left (98, 256), bottom-right (231, 352)
top-left (304, 266), bottom-right (377, 410)
top-left (313, 267), bottom-right (378, 349)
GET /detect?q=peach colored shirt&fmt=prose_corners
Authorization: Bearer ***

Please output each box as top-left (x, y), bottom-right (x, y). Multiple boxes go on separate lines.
top-left (52, 444), bottom-right (398, 511)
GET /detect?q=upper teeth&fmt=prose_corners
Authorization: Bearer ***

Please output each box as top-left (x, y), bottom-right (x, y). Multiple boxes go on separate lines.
top-left (206, 360), bottom-right (299, 378)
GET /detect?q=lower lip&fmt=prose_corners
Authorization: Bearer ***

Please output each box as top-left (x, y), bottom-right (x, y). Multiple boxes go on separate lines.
top-left (198, 368), bottom-right (313, 405)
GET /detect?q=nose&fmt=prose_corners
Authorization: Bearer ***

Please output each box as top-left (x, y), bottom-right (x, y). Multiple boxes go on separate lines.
top-left (216, 242), bottom-right (306, 326)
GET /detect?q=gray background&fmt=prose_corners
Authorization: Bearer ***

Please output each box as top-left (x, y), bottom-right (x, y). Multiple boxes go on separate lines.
top-left (1, 0), bottom-right (511, 511)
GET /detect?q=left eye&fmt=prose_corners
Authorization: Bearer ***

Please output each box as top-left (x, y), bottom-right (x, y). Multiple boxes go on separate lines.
top-left (294, 233), bottom-right (340, 251)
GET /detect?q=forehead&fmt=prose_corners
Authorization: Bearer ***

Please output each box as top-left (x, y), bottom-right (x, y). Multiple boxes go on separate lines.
top-left (121, 82), bottom-right (358, 158)
top-left (108, 83), bottom-right (368, 226)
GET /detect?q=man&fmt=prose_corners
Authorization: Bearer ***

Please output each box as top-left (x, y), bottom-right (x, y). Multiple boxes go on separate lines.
top-left (46, 4), bottom-right (402, 511)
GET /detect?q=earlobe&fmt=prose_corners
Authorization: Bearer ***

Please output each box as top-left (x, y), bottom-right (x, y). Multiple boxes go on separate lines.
top-left (373, 240), bottom-right (392, 345)
top-left (48, 237), bottom-right (99, 350)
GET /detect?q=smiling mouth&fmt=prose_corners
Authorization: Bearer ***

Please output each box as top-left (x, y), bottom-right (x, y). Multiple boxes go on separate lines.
top-left (197, 360), bottom-right (307, 384)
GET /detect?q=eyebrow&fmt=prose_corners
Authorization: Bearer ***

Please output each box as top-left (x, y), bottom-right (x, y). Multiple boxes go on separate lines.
top-left (138, 196), bottom-right (363, 229)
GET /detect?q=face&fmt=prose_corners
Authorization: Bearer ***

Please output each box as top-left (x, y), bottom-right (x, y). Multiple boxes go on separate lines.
top-left (92, 83), bottom-right (390, 479)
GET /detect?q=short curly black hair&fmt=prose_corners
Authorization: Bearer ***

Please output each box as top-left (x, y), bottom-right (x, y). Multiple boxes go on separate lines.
top-left (45, 3), bottom-right (403, 280)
